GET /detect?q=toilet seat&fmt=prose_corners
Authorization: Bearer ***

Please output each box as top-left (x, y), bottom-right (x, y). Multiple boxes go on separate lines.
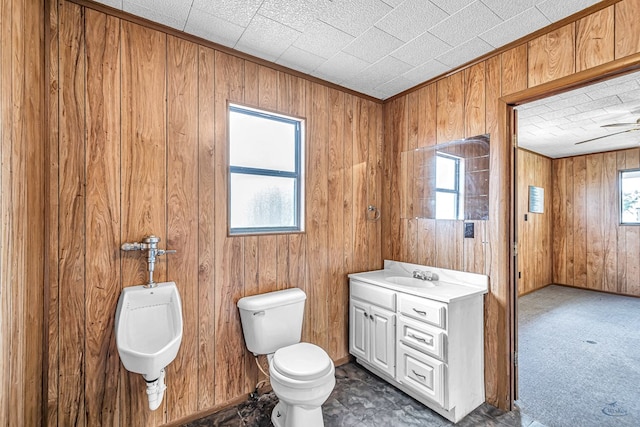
top-left (271, 342), bottom-right (333, 382)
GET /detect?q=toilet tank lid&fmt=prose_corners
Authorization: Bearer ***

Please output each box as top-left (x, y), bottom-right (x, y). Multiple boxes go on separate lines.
top-left (237, 288), bottom-right (306, 311)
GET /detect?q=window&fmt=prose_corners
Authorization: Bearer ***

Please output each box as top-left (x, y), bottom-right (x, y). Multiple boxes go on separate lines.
top-left (435, 152), bottom-right (464, 220)
top-left (620, 168), bottom-right (640, 225)
top-left (228, 104), bottom-right (304, 235)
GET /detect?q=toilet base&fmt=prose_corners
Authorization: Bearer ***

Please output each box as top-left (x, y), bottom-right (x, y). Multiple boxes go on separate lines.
top-left (271, 401), bottom-right (325, 427)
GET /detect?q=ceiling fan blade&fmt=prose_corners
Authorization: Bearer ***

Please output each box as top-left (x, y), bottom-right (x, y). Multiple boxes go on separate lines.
top-left (601, 123), bottom-right (639, 127)
top-left (601, 118), bottom-right (640, 128)
top-left (574, 128), bottom-right (638, 145)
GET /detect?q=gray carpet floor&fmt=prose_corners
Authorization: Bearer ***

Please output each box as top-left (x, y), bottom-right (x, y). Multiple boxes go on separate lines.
top-left (516, 285), bottom-right (640, 427)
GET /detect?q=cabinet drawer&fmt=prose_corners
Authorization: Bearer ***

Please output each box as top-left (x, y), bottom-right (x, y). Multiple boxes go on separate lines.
top-left (398, 293), bottom-right (446, 329)
top-left (397, 315), bottom-right (446, 361)
top-left (397, 342), bottom-right (445, 407)
top-left (350, 280), bottom-right (396, 311)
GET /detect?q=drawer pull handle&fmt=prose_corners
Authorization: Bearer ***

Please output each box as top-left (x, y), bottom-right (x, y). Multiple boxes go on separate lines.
top-left (412, 308), bottom-right (427, 316)
top-left (409, 334), bottom-right (432, 345)
top-left (412, 370), bottom-right (426, 381)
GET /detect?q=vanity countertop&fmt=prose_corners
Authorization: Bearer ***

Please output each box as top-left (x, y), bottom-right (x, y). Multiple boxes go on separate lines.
top-left (348, 260), bottom-right (488, 303)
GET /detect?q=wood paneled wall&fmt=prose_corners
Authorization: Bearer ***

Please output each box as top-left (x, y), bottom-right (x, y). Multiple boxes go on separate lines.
top-left (46, 1), bottom-right (382, 425)
top-left (383, 0), bottom-right (640, 410)
top-left (517, 150), bottom-right (553, 296)
top-left (552, 148), bottom-right (640, 296)
top-left (0, 0), bottom-right (45, 425)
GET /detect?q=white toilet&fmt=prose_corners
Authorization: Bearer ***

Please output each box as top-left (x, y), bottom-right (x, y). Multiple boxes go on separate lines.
top-left (237, 288), bottom-right (335, 427)
top-left (115, 281), bottom-right (183, 410)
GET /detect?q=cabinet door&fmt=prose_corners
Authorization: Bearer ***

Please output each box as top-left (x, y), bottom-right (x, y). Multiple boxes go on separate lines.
top-left (369, 305), bottom-right (395, 377)
top-left (349, 298), bottom-right (368, 360)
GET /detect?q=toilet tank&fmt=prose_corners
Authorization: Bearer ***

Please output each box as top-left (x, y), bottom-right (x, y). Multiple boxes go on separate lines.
top-left (237, 288), bottom-right (306, 355)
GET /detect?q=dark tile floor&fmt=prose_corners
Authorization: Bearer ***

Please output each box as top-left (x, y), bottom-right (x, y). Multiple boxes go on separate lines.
top-left (184, 362), bottom-right (544, 427)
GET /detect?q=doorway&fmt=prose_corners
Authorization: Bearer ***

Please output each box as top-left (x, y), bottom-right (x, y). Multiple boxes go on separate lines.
top-left (510, 68), bottom-right (640, 425)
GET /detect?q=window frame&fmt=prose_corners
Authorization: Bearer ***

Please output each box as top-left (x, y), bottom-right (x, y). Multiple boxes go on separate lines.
top-left (227, 103), bottom-right (305, 236)
top-left (619, 167), bottom-right (640, 226)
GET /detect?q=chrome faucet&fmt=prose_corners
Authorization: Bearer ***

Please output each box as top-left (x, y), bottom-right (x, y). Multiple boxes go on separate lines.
top-left (121, 235), bottom-right (176, 288)
top-left (412, 269), bottom-right (438, 281)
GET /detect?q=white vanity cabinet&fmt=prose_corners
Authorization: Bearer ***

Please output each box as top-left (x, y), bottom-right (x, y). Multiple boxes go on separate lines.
top-left (349, 280), bottom-right (396, 378)
top-left (348, 261), bottom-right (488, 424)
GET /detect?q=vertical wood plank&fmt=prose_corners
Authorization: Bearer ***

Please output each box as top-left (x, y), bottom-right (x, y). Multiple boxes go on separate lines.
top-left (84, 9), bottom-right (121, 426)
top-left (573, 156), bottom-right (587, 287)
top-left (615, 0), bottom-right (640, 59)
top-left (528, 23), bottom-right (576, 87)
top-left (166, 35), bottom-right (199, 422)
top-left (566, 158), bottom-right (575, 286)
top-left (552, 158), bottom-right (567, 284)
top-left (328, 88), bottom-right (345, 359)
top-left (602, 152), bottom-right (618, 292)
top-left (367, 100), bottom-right (383, 270)
top-left (213, 51), bottom-right (246, 404)
top-left (585, 154), bottom-right (604, 290)
top-left (417, 83), bottom-right (437, 149)
top-left (352, 96), bottom-right (369, 272)
top-left (57, 3), bottom-right (86, 425)
top-left (501, 44), bottom-right (528, 96)
top-left (464, 62), bottom-right (486, 137)
top-left (436, 72), bottom-right (465, 143)
top-left (24, 0), bottom-right (46, 422)
top-left (46, 0), bottom-right (61, 423)
top-left (197, 45), bottom-right (216, 410)
top-left (576, 6), bottom-right (614, 72)
top-left (120, 20), bottom-right (167, 426)
top-left (305, 81), bottom-right (329, 350)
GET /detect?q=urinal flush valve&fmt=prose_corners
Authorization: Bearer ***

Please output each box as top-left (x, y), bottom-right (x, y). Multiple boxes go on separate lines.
top-left (121, 235), bottom-right (176, 288)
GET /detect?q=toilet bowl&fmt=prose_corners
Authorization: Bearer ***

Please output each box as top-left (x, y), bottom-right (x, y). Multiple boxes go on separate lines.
top-left (269, 343), bottom-right (336, 427)
top-left (237, 288), bottom-right (336, 427)
top-left (115, 281), bottom-right (183, 409)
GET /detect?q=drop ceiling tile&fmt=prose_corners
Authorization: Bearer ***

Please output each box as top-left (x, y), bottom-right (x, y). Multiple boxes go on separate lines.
top-left (574, 95), bottom-right (622, 113)
top-left (381, 0), bottom-right (404, 7)
top-left (536, 0), bottom-right (600, 22)
top-left (587, 80), bottom-right (640, 100)
top-left (343, 27), bottom-right (404, 63)
top-left (318, 0), bottom-right (392, 37)
top-left (557, 118), bottom-right (596, 130)
top-left (292, 20), bottom-right (354, 59)
top-left (97, 0), bottom-right (122, 8)
top-left (539, 106), bottom-right (578, 120)
top-left (545, 93), bottom-right (591, 111)
top-left (376, 76), bottom-right (416, 99)
top-left (344, 56), bottom-right (413, 89)
top-left (276, 46), bottom-right (327, 73)
top-left (479, 7), bottom-right (549, 48)
top-left (402, 60), bottom-right (450, 85)
top-left (123, 0), bottom-right (191, 30)
top-left (314, 51), bottom-right (371, 83)
top-left (375, 0), bottom-right (449, 42)
top-left (429, 0), bottom-right (475, 15)
top-left (430, 1), bottom-right (502, 47)
top-left (481, 0), bottom-right (537, 20)
top-left (258, 0), bottom-right (332, 32)
top-left (436, 37), bottom-right (493, 68)
top-left (618, 88), bottom-right (640, 103)
top-left (516, 103), bottom-right (552, 116)
top-left (566, 108), bottom-right (610, 122)
top-left (235, 14), bottom-right (301, 62)
top-left (390, 31), bottom-right (451, 67)
top-left (191, 0), bottom-right (263, 27)
top-left (185, 10), bottom-right (245, 47)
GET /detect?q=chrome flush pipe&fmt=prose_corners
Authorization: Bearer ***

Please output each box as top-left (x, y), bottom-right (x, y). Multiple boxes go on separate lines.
top-left (121, 235), bottom-right (176, 288)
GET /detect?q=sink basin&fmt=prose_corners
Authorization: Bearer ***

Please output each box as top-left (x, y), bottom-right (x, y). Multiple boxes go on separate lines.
top-left (386, 276), bottom-right (436, 288)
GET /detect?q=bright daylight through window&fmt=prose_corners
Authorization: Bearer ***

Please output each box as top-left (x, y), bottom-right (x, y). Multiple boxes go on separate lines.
top-left (620, 168), bottom-right (640, 225)
top-left (228, 104), bottom-right (304, 235)
top-left (435, 152), bottom-right (464, 220)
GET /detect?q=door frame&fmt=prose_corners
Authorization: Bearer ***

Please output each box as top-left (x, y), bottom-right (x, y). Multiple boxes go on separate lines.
top-left (501, 52), bottom-right (640, 409)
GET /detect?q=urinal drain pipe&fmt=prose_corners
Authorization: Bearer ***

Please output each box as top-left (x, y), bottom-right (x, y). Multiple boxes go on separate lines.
top-left (145, 368), bottom-right (167, 411)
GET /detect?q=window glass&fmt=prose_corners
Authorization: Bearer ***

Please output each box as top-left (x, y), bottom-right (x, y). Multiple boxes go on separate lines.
top-left (436, 155), bottom-right (457, 190)
top-left (620, 168), bottom-right (640, 224)
top-left (228, 104), bottom-right (304, 234)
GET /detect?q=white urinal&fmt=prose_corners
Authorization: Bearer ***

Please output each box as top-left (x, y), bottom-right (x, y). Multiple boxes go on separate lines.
top-left (115, 281), bottom-right (183, 410)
